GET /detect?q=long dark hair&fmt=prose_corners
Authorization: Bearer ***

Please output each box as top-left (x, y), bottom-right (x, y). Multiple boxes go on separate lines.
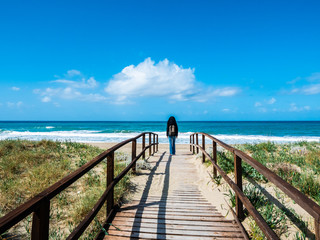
top-left (166, 116), bottom-right (178, 137)
top-left (167, 116), bottom-right (177, 126)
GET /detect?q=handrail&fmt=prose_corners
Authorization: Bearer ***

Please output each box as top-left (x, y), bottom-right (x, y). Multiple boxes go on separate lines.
top-left (190, 132), bottom-right (320, 240)
top-left (0, 132), bottom-right (159, 240)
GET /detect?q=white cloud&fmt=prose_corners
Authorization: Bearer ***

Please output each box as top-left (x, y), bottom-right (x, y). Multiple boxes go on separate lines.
top-left (35, 87), bottom-right (107, 103)
top-left (66, 69), bottom-right (81, 77)
top-left (53, 102), bottom-right (60, 107)
top-left (212, 87), bottom-right (240, 97)
top-left (290, 84), bottom-right (320, 95)
top-left (53, 77), bottom-right (98, 89)
top-left (7, 101), bottom-right (23, 108)
top-left (254, 102), bottom-right (262, 107)
top-left (258, 108), bottom-right (267, 113)
top-left (42, 96), bottom-right (51, 102)
top-left (289, 103), bottom-right (311, 112)
top-left (302, 84), bottom-right (320, 95)
top-left (11, 87), bottom-right (20, 91)
top-left (222, 108), bottom-right (230, 112)
top-left (105, 58), bottom-right (240, 103)
top-left (289, 73), bottom-right (320, 95)
top-left (105, 58), bottom-right (196, 101)
top-left (34, 70), bottom-right (105, 103)
top-left (51, 70), bottom-right (98, 89)
top-left (267, 97), bottom-right (276, 104)
top-left (306, 72), bottom-right (320, 82)
top-left (287, 77), bottom-right (301, 85)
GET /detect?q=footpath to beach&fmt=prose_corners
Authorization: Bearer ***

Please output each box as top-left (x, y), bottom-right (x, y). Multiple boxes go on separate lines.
top-left (102, 146), bottom-right (245, 239)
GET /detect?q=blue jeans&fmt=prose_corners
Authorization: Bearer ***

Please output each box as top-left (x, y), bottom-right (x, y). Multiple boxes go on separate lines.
top-left (169, 136), bottom-right (176, 155)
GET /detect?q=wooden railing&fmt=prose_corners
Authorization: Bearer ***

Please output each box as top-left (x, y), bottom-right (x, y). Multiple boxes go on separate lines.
top-left (0, 132), bottom-right (159, 240)
top-left (190, 132), bottom-right (320, 240)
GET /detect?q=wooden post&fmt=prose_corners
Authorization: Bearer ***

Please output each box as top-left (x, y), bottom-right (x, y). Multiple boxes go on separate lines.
top-left (212, 141), bottom-right (217, 177)
top-left (156, 135), bottom-right (158, 152)
top-left (315, 217), bottom-right (320, 240)
top-left (190, 135), bottom-right (192, 151)
top-left (31, 200), bottom-right (50, 240)
top-left (153, 134), bottom-right (156, 154)
top-left (202, 134), bottom-right (205, 163)
top-left (107, 152), bottom-right (114, 216)
top-left (234, 153), bottom-right (244, 220)
top-left (149, 133), bottom-right (151, 157)
top-left (132, 139), bottom-right (137, 173)
top-left (142, 133), bottom-right (145, 159)
top-left (192, 135), bottom-right (195, 154)
top-left (196, 133), bottom-right (199, 154)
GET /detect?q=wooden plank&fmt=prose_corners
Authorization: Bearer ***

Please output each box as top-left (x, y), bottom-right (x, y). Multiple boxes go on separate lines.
top-left (137, 195), bottom-right (207, 201)
top-left (108, 225), bottom-right (244, 237)
top-left (116, 212), bottom-right (228, 221)
top-left (212, 141), bottom-right (217, 177)
top-left (149, 133), bottom-right (151, 156)
top-left (235, 148), bottom-right (320, 220)
top-left (132, 140), bottom-right (136, 173)
top-left (196, 133), bottom-right (199, 153)
top-left (112, 217), bottom-right (237, 227)
top-left (105, 229), bottom-right (244, 239)
top-left (120, 204), bottom-right (217, 211)
top-left (106, 152), bottom-right (114, 216)
top-left (234, 153), bottom-right (244, 220)
top-left (169, 193), bottom-right (204, 196)
top-left (171, 190), bottom-right (202, 193)
top-left (118, 209), bottom-right (222, 217)
top-left (31, 200), bottom-right (50, 240)
top-left (120, 205), bottom-right (218, 213)
top-left (127, 199), bottom-right (211, 207)
top-left (105, 231), bottom-right (215, 240)
top-left (137, 195), bottom-right (207, 200)
top-left (199, 146), bottom-right (279, 239)
top-left (135, 197), bottom-right (209, 202)
top-left (105, 236), bottom-right (244, 240)
top-left (192, 134), bottom-right (195, 154)
top-left (111, 220), bottom-right (238, 231)
top-left (135, 197), bottom-right (207, 202)
top-left (202, 134), bottom-right (206, 163)
top-left (142, 133), bottom-right (145, 159)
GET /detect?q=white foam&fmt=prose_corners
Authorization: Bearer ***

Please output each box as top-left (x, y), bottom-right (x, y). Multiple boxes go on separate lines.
top-left (45, 126), bottom-right (55, 129)
top-left (0, 130), bottom-right (319, 144)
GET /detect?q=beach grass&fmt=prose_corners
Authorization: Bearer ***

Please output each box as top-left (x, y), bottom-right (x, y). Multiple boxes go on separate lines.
top-left (203, 141), bottom-right (320, 239)
top-left (0, 139), bottom-right (132, 239)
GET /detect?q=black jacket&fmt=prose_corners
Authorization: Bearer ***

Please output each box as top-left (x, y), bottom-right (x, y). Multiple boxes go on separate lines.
top-left (166, 117), bottom-right (178, 137)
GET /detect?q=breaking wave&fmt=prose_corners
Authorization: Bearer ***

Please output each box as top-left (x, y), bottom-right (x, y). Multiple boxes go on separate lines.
top-left (0, 130), bottom-right (319, 144)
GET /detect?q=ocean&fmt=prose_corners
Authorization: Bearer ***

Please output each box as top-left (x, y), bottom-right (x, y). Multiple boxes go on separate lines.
top-left (0, 121), bottom-right (319, 144)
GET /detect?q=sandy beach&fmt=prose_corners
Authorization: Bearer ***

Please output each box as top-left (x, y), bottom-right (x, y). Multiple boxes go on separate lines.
top-left (87, 142), bottom-right (191, 154)
top-left (86, 141), bottom-right (233, 219)
top-left (87, 141), bottom-right (316, 239)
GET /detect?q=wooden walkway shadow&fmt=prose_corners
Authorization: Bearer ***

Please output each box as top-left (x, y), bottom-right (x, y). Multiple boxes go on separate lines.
top-left (105, 151), bottom-right (245, 239)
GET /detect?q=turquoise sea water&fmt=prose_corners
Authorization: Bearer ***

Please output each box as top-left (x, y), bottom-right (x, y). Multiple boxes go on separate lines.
top-left (0, 121), bottom-right (320, 144)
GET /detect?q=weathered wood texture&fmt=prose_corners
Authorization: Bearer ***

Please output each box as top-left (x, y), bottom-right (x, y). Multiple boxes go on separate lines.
top-left (0, 132), bottom-right (159, 240)
top-left (104, 151), bottom-right (245, 240)
top-left (190, 132), bottom-right (320, 240)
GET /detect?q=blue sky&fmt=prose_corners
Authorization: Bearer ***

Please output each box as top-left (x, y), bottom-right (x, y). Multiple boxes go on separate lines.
top-left (1, 0), bottom-right (320, 121)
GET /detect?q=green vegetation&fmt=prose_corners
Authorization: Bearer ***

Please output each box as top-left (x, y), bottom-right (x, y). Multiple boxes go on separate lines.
top-left (225, 184), bottom-right (289, 238)
top-left (205, 141), bottom-right (320, 239)
top-left (237, 141), bottom-right (320, 205)
top-left (0, 140), bottom-right (132, 239)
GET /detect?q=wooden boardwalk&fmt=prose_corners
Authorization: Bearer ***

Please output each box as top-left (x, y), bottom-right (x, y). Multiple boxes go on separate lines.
top-left (105, 150), bottom-right (245, 239)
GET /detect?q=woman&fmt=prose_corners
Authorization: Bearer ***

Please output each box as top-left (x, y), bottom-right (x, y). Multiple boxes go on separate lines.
top-left (166, 116), bottom-right (178, 155)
